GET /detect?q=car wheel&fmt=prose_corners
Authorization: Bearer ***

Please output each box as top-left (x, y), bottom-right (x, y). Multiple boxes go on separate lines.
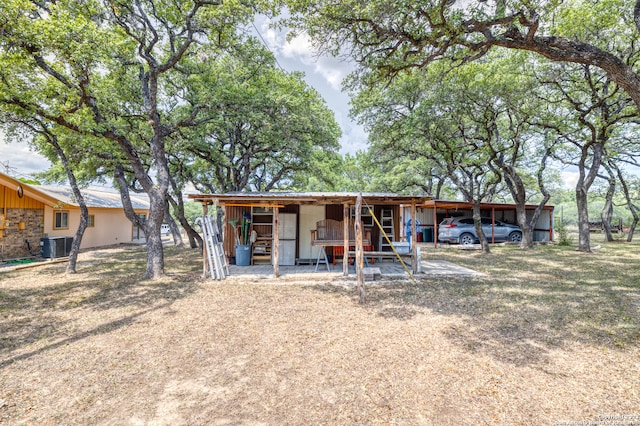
top-left (459, 233), bottom-right (475, 245)
top-left (509, 231), bottom-right (522, 243)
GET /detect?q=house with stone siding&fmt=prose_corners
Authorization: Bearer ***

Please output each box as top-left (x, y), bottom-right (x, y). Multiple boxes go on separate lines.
top-left (0, 172), bottom-right (150, 260)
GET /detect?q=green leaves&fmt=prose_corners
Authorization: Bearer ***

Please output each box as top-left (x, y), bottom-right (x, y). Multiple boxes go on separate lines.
top-left (171, 40), bottom-right (341, 192)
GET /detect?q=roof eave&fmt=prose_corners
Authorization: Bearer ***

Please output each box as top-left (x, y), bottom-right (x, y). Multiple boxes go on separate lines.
top-left (188, 192), bottom-right (432, 206)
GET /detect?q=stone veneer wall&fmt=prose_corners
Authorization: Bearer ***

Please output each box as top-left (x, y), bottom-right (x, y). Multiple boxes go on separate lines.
top-left (2, 208), bottom-right (44, 260)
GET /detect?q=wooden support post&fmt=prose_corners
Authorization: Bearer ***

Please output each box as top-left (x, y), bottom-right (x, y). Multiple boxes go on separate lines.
top-left (433, 204), bottom-right (438, 248)
top-left (491, 208), bottom-right (496, 244)
top-left (223, 209), bottom-right (228, 260)
top-left (273, 207), bottom-right (280, 278)
top-left (411, 200), bottom-right (417, 274)
top-left (355, 194), bottom-right (365, 304)
top-left (202, 203), bottom-right (209, 278)
top-left (343, 203), bottom-right (349, 277)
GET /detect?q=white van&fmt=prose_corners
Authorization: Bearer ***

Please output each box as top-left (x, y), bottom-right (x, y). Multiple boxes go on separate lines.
top-left (160, 224), bottom-right (171, 236)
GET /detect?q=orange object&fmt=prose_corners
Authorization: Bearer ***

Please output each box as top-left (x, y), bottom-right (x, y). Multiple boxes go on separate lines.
top-left (333, 246), bottom-right (345, 265)
top-left (333, 245), bottom-right (374, 265)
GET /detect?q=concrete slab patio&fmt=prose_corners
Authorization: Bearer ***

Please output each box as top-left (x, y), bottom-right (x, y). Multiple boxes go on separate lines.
top-left (420, 260), bottom-right (485, 277)
top-left (223, 258), bottom-right (483, 282)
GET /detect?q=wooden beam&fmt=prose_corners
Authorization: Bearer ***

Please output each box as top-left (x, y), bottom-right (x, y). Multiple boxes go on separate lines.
top-left (221, 203), bottom-right (285, 208)
top-left (202, 203), bottom-right (209, 278)
top-left (356, 193), bottom-right (365, 304)
top-left (491, 207), bottom-right (496, 244)
top-left (273, 207), bottom-right (280, 278)
top-left (411, 200), bottom-right (417, 274)
top-left (433, 206), bottom-right (438, 248)
top-left (343, 203), bottom-right (349, 277)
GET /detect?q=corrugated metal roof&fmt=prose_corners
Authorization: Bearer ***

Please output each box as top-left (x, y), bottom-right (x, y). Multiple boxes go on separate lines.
top-left (423, 199), bottom-right (554, 210)
top-left (34, 185), bottom-right (150, 210)
top-left (188, 191), bottom-right (431, 206)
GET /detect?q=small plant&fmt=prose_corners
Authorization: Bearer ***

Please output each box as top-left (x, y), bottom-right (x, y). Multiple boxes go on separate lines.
top-left (555, 219), bottom-right (573, 246)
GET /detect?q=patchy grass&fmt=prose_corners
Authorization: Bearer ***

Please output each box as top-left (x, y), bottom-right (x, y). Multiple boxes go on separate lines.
top-left (0, 240), bottom-right (639, 425)
top-left (421, 235), bottom-right (640, 351)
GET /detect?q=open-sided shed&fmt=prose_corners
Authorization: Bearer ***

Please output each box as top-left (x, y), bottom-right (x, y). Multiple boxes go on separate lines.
top-left (188, 192), bottom-right (431, 277)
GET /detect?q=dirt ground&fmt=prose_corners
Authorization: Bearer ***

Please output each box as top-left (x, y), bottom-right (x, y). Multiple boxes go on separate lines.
top-left (0, 244), bottom-right (639, 425)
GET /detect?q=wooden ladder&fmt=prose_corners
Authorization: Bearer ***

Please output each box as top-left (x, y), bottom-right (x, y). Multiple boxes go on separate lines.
top-left (379, 207), bottom-right (394, 252)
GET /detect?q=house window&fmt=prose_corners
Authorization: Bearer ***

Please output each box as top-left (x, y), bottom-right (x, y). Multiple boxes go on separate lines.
top-left (87, 215), bottom-right (95, 227)
top-left (133, 213), bottom-right (146, 239)
top-left (54, 211), bottom-right (69, 229)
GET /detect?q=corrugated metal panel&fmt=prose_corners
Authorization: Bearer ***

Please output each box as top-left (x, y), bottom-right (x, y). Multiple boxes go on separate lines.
top-left (189, 192), bottom-right (431, 206)
top-left (224, 206), bottom-right (251, 257)
top-left (34, 186), bottom-right (150, 209)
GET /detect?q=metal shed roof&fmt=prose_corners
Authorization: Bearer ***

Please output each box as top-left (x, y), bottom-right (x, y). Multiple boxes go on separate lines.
top-left (35, 185), bottom-right (150, 210)
top-left (188, 192), bottom-right (431, 206)
top-left (422, 199), bottom-right (554, 211)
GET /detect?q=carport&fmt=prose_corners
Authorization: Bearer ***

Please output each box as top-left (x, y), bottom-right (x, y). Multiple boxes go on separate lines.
top-left (406, 200), bottom-right (554, 246)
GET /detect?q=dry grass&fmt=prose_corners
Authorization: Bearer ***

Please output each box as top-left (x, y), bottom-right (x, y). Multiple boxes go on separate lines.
top-left (0, 238), bottom-right (639, 425)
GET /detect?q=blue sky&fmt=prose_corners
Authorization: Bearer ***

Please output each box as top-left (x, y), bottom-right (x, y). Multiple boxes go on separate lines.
top-left (253, 15), bottom-right (368, 154)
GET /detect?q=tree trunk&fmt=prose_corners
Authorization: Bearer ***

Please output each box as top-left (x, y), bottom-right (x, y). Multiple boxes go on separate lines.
top-left (500, 168), bottom-right (536, 249)
top-left (600, 176), bottom-right (615, 242)
top-left (526, 148), bottom-right (553, 248)
top-left (114, 164), bottom-right (165, 279)
top-left (514, 204), bottom-right (534, 248)
top-left (611, 161), bottom-right (639, 243)
top-left (44, 131), bottom-right (88, 274)
top-left (186, 227), bottom-right (202, 250)
top-left (168, 179), bottom-right (202, 250)
top-left (472, 201), bottom-right (490, 253)
top-left (144, 186), bottom-right (167, 279)
top-left (576, 185), bottom-right (591, 252)
top-left (164, 202), bottom-right (184, 247)
top-left (67, 203), bottom-right (88, 274)
top-left (575, 143), bottom-right (604, 252)
top-left (628, 217), bottom-right (638, 242)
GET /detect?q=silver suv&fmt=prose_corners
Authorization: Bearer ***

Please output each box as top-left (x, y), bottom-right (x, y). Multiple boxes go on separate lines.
top-left (438, 217), bottom-right (522, 245)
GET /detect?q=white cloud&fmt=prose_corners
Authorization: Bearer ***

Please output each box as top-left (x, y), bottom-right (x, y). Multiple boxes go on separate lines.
top-left (561, 171), bottom-right (579, 189)
top-left (262, 28), bottom-right (281, 51)
top-left (259, 25), bottom-right (353, 92)
top-left (312, 56), bottom-right (352, 91)
top-left (279, 33), bottom-right (344, 91)
top-left (281, 32), bottom-right (313, 59)
top-left (0, 139), bottom-right (51, 177)
top-left (339, 127), bottom-right (368, 155)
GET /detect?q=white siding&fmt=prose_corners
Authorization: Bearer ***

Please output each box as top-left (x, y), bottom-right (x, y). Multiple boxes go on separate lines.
top-left (44, 206), bottom-right (139, 249)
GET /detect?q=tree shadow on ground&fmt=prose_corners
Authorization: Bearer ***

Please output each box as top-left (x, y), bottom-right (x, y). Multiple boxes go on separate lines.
top-left (312, 244), bottom-right (640, 367)
top-left (0, 245), bottom-right (202, 366)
